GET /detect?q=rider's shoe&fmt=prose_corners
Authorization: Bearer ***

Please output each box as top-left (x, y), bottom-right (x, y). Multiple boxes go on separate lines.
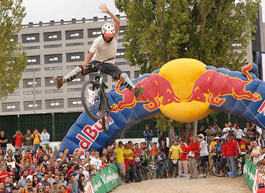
top-left (53, 76), bottom-right (63, 89)
top-left (134, 86), bottom-right (145, 98)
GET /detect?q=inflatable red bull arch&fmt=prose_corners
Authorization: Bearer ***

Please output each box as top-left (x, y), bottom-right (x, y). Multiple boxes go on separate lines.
top-left (59, 58), bottom-right (265, 154)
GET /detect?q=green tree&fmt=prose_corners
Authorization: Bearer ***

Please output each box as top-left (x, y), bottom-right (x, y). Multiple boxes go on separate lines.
top-left (0, 0), bottom-right (27, 100)
top-left (115, 0), bottom-right (261, 141)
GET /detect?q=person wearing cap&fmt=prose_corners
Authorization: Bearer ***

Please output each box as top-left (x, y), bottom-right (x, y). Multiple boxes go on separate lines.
top-left (50, 180), bottom-right (59, 193)
top-left (198, 134), bottom-right (209, 178)
top-left (83, 163), bottom-right (90, 181)
top-left (52, 3), bottom-right (144, 98)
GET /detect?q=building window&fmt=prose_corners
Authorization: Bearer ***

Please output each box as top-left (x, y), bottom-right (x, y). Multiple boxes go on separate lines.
top-left (66, 65), bottom-right (79, 69)
top-left (24, 100), bottom-right (42, 111)
top-left (44, 54), bottom-right (62, 64)
top-left (45, 89), bottom-right (63, 94)
top-left (27, 55), bottom-right (40, 65)
top-left (116, 49), bottom-right (126, 58)
top-left (8, 92), bottom-right (20, 96)
top-left (119, 26), bottom-right (126, 35)
top-left (44, 31), bottom-right (61, 41)
top-left (23, 90), bottom-right (42, 95)
top-left (22, 33), bottom-right (40, 43)
top-left (66, 29), bottom-right (83, 40)
top-left (87, 28), bottom-right (101, 38)
top-left (134, 71), bottom-right (140, 79)
top-left (66, 52), bottom-right (84, 62)
top-left (23, 78), bottom-right (41, 88)
top-left (68, 98), bottom-right (82, 108)
top-left (67, 88), bottom-right (81, 92)
top-left (118, 39), bottom-right (125, 43)
top-left (44, 44), bottom-right (62, 49)
top-left (115, 61), bottom-right (129, 65)
top-left (24, 68), bottom-right (41, 72)
top-left (66, 42), bottom-right (84, 47)
top-left (88, 41), bottom-right (93, 45)
top-left (2, 102), bottom-right (20, 112)
top-left (22, 46), bottom-right (40, 50)
top-left (44, 66), bottom-right (63, 71)
top-left (45, 99), bottom-right (64, 109)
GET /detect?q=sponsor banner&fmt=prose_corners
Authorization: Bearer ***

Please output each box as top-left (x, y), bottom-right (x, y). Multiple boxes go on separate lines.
top-left (243, 157), bottom-right (257, 190)
top-left (91, 164), bottom-right (121, 193)
top-left (84, 181), bottom-right (94, 193)
top-left (252, 164), bottom-right (265, 193)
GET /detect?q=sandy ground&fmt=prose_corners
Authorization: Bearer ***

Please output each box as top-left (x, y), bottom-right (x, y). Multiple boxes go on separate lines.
top-left (112, 176), bottom-right (252, 193)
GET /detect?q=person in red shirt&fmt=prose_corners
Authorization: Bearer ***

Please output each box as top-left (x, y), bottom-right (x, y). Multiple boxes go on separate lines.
top-left (239, 136), bottom-right (247, 153)
top-left (65, 181), bottom-right (72, 193)
top-left (179, 139), bottom-right (188, 177)
top-left (0, 165), bottom-right (11, 183)
top-left (188, 136), bottom-right (200, 179)
top-left (13, 130), bottom-right (23, 152)
top-left (222, 134), bottom-right (239, 177)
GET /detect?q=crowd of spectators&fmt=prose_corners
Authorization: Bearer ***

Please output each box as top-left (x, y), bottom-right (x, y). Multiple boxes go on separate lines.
top-left (0, 121), bottom-right (264, 192)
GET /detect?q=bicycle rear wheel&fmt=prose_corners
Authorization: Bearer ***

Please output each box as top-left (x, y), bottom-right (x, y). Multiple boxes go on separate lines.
top-left (81, 80), bottom-right (106, 120)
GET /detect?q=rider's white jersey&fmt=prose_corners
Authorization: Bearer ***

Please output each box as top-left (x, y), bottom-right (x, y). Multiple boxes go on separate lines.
top-left (90, 34), bottom-right (118, 64)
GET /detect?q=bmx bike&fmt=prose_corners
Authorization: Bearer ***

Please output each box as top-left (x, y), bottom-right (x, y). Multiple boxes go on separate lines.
top-left (81, 61), bottom-right (111, 131)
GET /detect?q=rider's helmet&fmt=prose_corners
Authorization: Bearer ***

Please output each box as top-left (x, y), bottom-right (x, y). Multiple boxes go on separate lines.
top-left (258, 182), bottom-right (265, 189)
top-left (101, 22), bottom-right (115, 43)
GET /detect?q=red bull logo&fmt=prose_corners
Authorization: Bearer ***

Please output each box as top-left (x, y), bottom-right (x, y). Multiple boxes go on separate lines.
top-left (111, 74), bottom-right (180, 112)
top-left (187, 63), bottom-right (262, 106)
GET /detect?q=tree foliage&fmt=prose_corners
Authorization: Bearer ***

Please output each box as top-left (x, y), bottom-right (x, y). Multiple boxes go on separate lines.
top-left (115, 0), bottom-right (261, 135)
top-left (0, 0), bottom-right (27, 100)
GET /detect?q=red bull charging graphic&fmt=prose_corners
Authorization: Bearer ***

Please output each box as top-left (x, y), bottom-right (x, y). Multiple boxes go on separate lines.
top-left (58, 58), bottom-right (265, 155)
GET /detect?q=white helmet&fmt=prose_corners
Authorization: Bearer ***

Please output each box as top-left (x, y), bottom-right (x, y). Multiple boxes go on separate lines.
top-left (102, 22), bottom-right (115, 38)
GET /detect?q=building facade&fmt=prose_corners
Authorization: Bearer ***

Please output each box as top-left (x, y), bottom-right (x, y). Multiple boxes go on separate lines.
top-left (0, 16), bottom-right (140, 116)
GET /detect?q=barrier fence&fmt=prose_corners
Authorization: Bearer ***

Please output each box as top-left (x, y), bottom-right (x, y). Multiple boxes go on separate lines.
top-left (243, 157), bottom-right (265, 193)
top-left (84, 163), bottom-right (121, 193)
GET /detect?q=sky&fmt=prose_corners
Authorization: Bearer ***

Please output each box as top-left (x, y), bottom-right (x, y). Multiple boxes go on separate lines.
top-left (22, 0), bottom-right (265, 24)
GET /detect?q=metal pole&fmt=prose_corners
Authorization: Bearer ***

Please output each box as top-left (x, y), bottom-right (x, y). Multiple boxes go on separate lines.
top-left (52, 113), bottom-right (55, 142)
top-left (33, 70), bottom-right (36, 114)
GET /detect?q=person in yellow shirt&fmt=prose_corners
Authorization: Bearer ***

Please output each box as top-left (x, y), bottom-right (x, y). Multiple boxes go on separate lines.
top-left (168, 140), bottom-right (182, 177)
top-left (31, 128), bottom-right (41, 155)
top-left (123, 143), bottom-right (140, 183)
top-left (114, 141), bottom-right (126, 182)
top-left (209, 136), bottom-right (218, 173)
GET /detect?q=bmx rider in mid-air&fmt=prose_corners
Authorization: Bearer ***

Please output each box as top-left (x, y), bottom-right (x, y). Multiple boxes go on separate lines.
top-left (53, 4), bottom-right (144, 98)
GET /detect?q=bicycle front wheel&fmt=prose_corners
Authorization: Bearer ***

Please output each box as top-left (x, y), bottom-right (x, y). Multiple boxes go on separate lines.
top-left (81, 80), bottom-right (106, 120)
